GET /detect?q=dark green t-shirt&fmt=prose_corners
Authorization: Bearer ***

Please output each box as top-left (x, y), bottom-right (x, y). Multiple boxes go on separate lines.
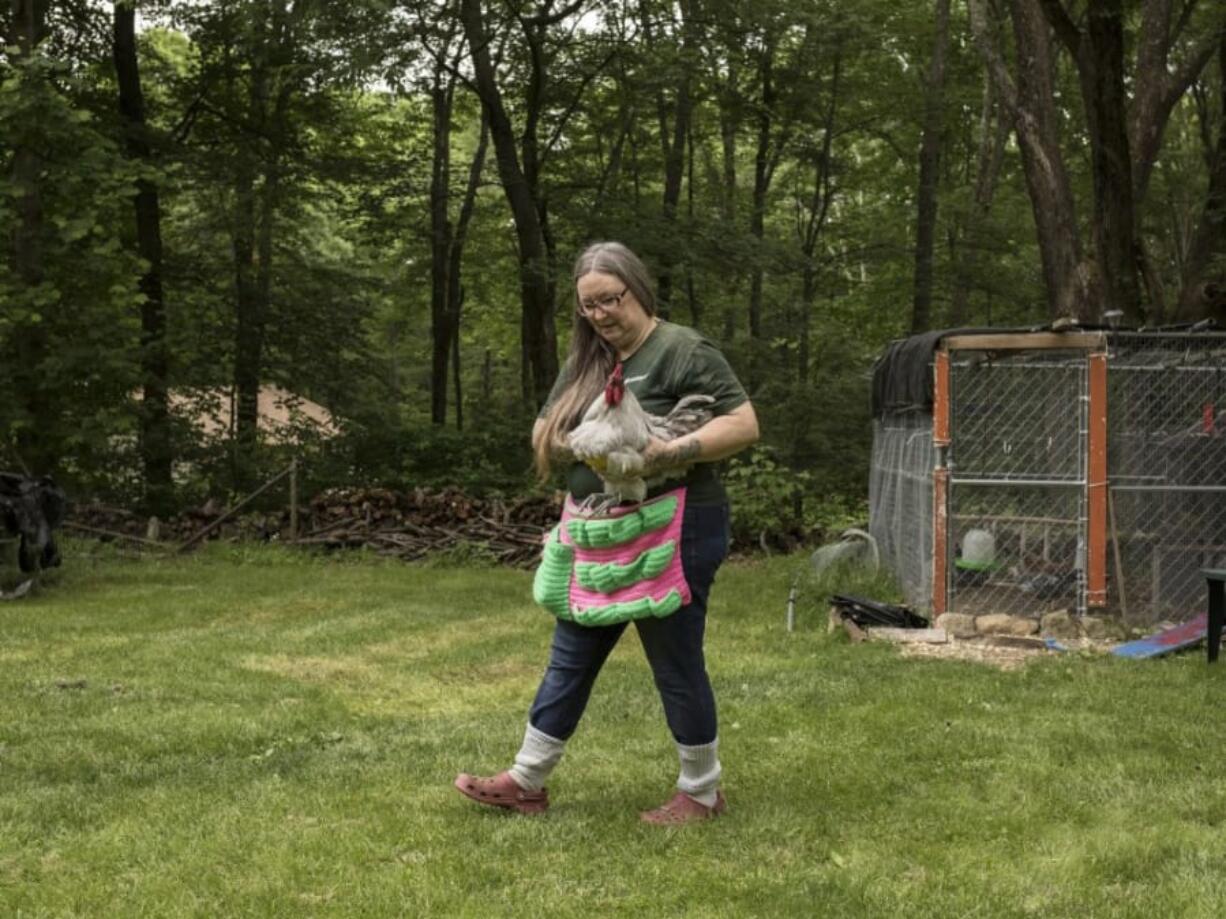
top-left (542, 321), bottom-right (749, 506)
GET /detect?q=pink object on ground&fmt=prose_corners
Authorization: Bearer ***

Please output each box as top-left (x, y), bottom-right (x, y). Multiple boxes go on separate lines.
top-left (453, 771), bottom-right (549, 815)
top-left (639, 790), bottom-right (727, 825)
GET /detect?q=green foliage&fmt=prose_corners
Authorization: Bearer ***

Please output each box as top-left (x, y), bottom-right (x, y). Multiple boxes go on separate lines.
top-left (0, 48), bottom-right (145, 487)
top-left (725, 440), bottom-right (870, 550)
top-left (724, 445), bottom-right (809, 540)
top-left (1, 0), bottom-right (1223, 520)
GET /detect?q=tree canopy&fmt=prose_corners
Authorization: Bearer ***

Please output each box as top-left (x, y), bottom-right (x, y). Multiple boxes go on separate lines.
top-left (2, 0), bottom-right (1224, 529)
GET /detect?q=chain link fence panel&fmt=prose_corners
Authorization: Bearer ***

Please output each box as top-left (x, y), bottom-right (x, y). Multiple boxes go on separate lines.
top-left (947, 349), bottom-right (1088, 619)
top-left (869, 332), bottom-right (1225, 626)
top-left (1105, 333), bottom-right (1226, 624)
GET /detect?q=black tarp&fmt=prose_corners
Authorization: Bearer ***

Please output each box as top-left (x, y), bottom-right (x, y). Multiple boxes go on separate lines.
top-left (868, 322), bottom-right (1205, 418)
top-left (871, 327), bottom-right (1019, 418)
top-left (1, 473), bottom-right (66, 572)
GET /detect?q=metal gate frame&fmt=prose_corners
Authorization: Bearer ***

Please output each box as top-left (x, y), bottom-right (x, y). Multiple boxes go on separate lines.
top-left (931, 332), bottom-right (1109, 619)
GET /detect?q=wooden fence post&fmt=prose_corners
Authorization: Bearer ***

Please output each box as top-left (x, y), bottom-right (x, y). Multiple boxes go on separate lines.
top-left (289, 458), bottom-right (299, 540)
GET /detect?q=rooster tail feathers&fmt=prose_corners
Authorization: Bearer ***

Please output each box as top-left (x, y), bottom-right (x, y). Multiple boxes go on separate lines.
top-left (645, 393), bottom-right (716, 441)
top-left (668, 394), bottom-right (716, 414)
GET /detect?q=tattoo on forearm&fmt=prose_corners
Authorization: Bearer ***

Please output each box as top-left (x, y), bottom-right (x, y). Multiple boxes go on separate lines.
top-left (670, 439), bottom-right (701, 464)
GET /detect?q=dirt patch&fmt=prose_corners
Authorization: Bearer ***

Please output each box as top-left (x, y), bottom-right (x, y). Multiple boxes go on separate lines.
top-left (895, 636), bottom-right (1108, 670)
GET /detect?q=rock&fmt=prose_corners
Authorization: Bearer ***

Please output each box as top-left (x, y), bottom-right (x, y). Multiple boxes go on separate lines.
top-left (866, 627), bottom-right (948, 644)
top-left (936, 613), bottom-right (978, 639)
top-left (1040, 610), bottom-right (1080, 640)
top-left (976, 613), bottom-right (1039, 637)
top-left (981, 634), bottom-right (1049, 650)
top-left (1079, 615), bottom-right (1124, 640)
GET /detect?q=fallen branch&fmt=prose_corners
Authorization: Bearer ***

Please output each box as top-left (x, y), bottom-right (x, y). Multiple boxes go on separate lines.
top-left (177, 465), bottom-right (294, 553)
top-left (63, 521), bottom-right (169, 550)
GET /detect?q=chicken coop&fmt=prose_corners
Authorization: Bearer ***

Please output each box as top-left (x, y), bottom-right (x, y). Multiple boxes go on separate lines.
top-left (869, 328), bottom-right (1226, 626)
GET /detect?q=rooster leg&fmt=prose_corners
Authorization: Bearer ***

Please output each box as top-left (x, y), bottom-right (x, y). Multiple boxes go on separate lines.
top-left (577, 492), bottom-right (623, 517)
top-left (575, 493), bottom-right (611, 517)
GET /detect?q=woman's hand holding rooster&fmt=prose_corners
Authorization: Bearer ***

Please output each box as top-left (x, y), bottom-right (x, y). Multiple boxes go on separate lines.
top-left (641, 436), bottom-right (702, 479)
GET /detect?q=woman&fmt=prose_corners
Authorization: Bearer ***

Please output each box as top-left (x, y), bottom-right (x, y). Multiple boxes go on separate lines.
top-left (454, 241), bottom-right (759, 824)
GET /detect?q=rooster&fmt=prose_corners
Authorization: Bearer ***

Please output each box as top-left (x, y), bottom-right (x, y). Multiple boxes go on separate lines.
top-left (567, 363), bottom-right (714, 514)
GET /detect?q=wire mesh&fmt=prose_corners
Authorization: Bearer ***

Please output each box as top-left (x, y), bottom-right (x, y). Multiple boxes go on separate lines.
top-left (868, 331), bottom-right (1226, 625)
top-left (868, 412), bottom-right (933, 610)
top-left (947, 349), bottom-right (1088, 619)
top-left (1105, 333), bottom-right (1226, 624)
top-left (948, 482), bottom-right (1083, 617)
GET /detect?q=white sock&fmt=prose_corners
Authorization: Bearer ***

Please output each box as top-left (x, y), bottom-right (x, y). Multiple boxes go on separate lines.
top-left (508, 724), bottom-right (566, 792)
top-left (676, 737), bottom-right (721, 807)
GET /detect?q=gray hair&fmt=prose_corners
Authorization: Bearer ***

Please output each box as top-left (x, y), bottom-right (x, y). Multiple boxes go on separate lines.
top-left (572, 241), bottom-right (656, 316)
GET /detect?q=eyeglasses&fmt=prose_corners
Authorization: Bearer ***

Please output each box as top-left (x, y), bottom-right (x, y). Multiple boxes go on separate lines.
top-left (577, 287), bottom-right (629, 316)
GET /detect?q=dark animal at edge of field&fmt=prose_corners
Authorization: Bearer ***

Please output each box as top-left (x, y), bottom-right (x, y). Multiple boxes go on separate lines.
top-left (1, 472), bottom-right (67, 573)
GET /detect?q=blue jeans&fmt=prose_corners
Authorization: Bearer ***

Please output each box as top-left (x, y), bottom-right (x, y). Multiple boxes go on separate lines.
top-left (528, 502), bottom-right (731, 747)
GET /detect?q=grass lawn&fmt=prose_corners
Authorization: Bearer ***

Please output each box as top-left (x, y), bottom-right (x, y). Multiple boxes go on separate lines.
top-left (2, 540), bottom-right (1225, 918)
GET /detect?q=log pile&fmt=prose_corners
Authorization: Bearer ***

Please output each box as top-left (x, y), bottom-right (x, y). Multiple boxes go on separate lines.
top-left (66, 498), bottom-right (282, 546)
top-left (67, 487), bottom-right (560, 568)
top-left (295, 486), bottom-right (557, 566)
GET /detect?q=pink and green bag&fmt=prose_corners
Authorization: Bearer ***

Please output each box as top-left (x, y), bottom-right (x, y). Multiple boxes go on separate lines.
top-left (533, 488), bottom-right (690, 626)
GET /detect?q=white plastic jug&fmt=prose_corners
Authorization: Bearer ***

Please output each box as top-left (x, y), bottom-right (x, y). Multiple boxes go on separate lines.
top-left (961, 528), bottom-right (996, 568)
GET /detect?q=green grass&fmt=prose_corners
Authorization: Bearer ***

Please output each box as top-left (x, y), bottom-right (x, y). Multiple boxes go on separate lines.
top-left (2, 540), bottom-right (1225, 918)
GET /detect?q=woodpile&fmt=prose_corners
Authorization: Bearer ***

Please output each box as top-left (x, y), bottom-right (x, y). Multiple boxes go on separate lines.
top-left (67, 486), bottom-right (560, 568)
top-left (295, 486), bottom-right (557, 566)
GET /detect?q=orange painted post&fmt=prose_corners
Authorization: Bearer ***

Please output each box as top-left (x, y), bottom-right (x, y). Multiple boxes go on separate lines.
top-left (1086, 351), bottom-right (1108, 607)
top-left (932, 350), bottom-right (951, 616)
top-left (933, 351), bottom-right (950, 447)
top-left (933, 467), bottom-right (950, 617)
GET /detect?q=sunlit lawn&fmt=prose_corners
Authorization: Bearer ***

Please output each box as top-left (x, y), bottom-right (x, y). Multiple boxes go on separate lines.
top-left (2, 540), bottom-right (1225, 917)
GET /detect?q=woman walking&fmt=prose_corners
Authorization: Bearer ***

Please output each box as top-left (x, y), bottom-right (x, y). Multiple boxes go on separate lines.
top-left (454, 241), bottom-right (758, 824)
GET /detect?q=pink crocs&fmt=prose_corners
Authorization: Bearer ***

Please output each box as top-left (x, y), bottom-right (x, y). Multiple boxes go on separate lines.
top-left (639, 790), bottom-right (727, 825)
top-left (453, 771), bottom-right (549, 815)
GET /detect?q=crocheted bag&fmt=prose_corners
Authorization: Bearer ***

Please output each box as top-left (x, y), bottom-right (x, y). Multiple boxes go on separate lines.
top-left (533, 488), bottom-right (690, 626)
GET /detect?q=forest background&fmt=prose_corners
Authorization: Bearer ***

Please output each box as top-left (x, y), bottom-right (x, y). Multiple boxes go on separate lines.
top-left (2, 0), bottom-right (1224, 541)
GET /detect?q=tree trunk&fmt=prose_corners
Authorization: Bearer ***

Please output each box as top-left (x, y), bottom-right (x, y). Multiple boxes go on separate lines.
top-left (1039, 0), bottom-right (1139, 321)
top-left (1176, 33), bottom-right (1226, 320)
top-left (1038, 0), bottom-right (1225, 321)
top-left (747, 29), bottom-right (791, 385)
top-left (719, 83), bottom-right (738, 224)
top-left (715, 54), bottom-right (740, 342)
top-left (9, 0), bottom-right (50, 472)
top-left (748, 39), bottom-right (774, 346)
top-left (114, 1), bottom-right (173, 513)
top-left (949, 73), bottom-right (1009, 326)
top-left (10, 0), bottom-right (46, 290)
top-left (797, 50), bottom-right (841, 384)
top-left (446, 114), bottom-right (489, 429)
top-left (1130, 0), bottom-right (1225, 207)
top-left (452, 299), bottom-right (464, 430)
top-left (459, 0), bottom-right (557, 406)
top-left (231, 152), bottom-right (261, 489)
top-left (593, 67), bottom-right (632, 213)
top-left (651, 0), bottom-right (694, 316)
top-left (230, 3), bottom-right (294, 492)
top-left (429, 76), bottom-right (455, 426)
top-left (1085, 1), bottom-right (1139, 321)
top-left (911, 0), bottom-right (951, 335)
top-left (685, 116), bottom-right (700, 328)
top-left (971, 0), bottom-right (1093, 318)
